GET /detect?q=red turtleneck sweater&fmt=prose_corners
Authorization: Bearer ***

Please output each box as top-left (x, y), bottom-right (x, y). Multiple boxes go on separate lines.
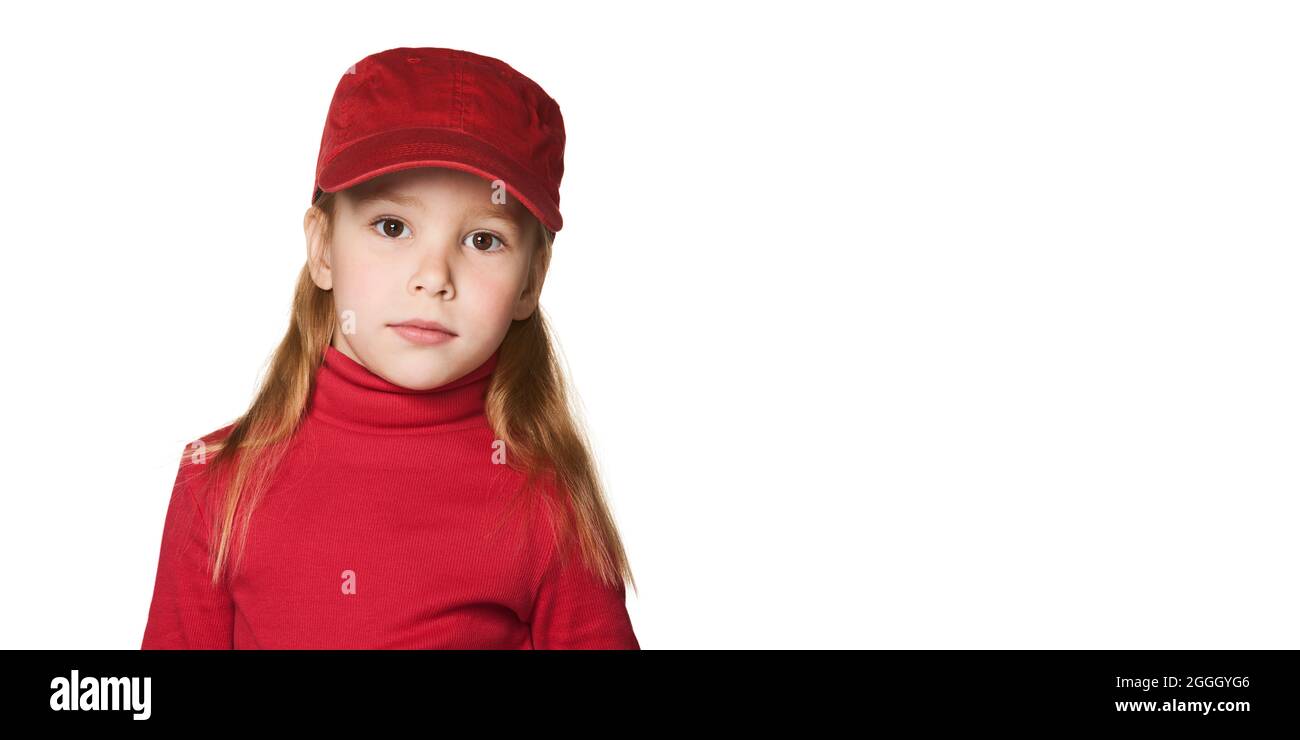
top-left (141, 346), bottom-right (639, 649)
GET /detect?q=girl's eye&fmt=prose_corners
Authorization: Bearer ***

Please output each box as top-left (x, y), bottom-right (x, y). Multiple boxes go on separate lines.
top-left (368, 219), bottom-right (505, 253)
top-left (370, 217), bottom-right (411, 239)
top-left (464, 231), bottom-right (506, 253)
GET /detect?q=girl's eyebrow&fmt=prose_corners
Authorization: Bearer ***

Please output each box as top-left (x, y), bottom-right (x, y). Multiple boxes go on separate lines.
top-left (466, 206), bottom-right (521, 226)
top-left (354, 191), bottom-right (425, 210)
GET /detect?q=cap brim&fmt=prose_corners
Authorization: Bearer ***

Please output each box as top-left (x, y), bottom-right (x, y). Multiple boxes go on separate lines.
top-left (316, 127), bottom-right (562, 232)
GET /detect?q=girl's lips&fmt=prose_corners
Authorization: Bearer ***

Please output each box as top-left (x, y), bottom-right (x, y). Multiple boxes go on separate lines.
top-left (390, 324), bottom-right (456, 346)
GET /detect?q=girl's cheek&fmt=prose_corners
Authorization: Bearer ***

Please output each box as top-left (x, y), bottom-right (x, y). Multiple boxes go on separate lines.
top-left (332, 264), bottom-right (389, 319)
top-left (346, 258), bottom-right (398, 297)
top-left (484, 278), bottom-right (526, 313)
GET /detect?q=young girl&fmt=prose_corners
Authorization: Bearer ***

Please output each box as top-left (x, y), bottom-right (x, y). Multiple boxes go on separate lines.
top-left (141, 47), bottom-right (639, 649)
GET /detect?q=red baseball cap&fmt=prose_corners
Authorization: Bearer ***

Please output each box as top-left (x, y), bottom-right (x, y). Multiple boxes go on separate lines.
top-left (312, 47), bottom-right (566, 233)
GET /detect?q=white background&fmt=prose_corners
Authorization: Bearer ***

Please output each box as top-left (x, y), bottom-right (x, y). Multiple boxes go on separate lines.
top-left (1, 1), bottom-right (1296, 648)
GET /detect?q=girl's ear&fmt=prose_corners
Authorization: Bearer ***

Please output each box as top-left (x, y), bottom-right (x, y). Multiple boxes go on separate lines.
top-left (304, 206), bottom-right (333, 291)
top-left (512, 235), bottom-right (552, 321)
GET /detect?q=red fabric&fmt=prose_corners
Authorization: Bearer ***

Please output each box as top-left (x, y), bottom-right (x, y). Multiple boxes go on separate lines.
top-left (142, 346), bottom-right (638, 649)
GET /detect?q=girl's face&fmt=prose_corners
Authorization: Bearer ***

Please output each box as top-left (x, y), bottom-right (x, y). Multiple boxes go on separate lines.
top-left (304, 166), bottom-right (547, 390)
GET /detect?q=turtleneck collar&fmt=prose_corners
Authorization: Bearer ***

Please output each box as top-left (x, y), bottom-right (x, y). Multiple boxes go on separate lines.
top-left (307, 345), bottom-right (500, 435)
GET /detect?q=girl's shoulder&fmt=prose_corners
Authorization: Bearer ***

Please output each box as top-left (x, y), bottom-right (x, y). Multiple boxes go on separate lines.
top-left (170, 421), bottom-right (239, 489)
top-left (201, 421), bottom-right (237, 443)
top-left (182, 421), bottom-right (238, 459)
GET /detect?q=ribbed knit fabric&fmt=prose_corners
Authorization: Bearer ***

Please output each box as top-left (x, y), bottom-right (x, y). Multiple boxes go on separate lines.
top-left (142, 345), bottom-right (639, 649)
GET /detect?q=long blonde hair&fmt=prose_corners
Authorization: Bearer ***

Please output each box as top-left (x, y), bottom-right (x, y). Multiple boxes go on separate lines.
top-left (181, 190), bottom-right (634, 595)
